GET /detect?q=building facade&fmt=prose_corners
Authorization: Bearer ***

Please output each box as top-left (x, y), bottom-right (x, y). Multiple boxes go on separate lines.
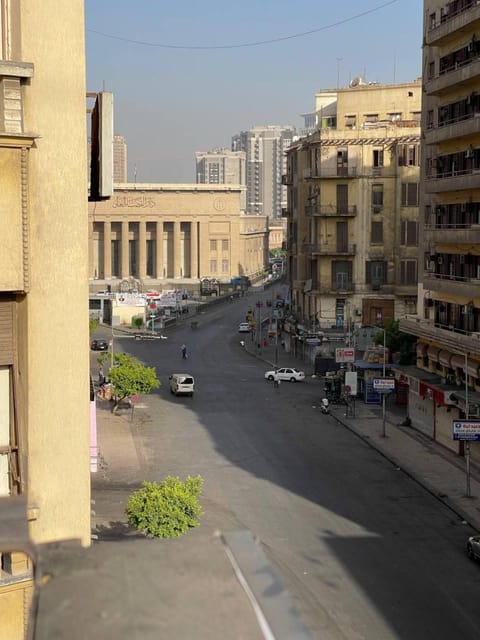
top-left (113, 134), bottom-right (127, 183)
top-left (195, 148), bottom-right (246, 209)
top-left (0, 1), bottom-right (91, 635)
top-left (88, 184), bottom-right (268, 289)
top-left (399, 0), bottom-right (480, 458)
top-left (285, 81), bottom-right (421, 332)
top-left (234, 125), bottom-right (295, 219)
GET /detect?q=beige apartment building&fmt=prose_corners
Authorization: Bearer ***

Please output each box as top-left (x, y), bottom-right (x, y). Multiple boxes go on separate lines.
top-left (284, 81), bottom-right (421, 332)
top-left (0, 0), bottom-right (91, 636)
top-left (88, 184), bottom-right (268, 288)
top-left (399, 0), bottom-right (480, 457)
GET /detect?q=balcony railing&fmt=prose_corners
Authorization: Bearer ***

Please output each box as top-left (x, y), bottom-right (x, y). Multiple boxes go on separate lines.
top-left (302, 243), bottom-right (356, 255)
top-left (316, 204), bottom-right (357, 216)
top-left (307, 167), bottom-right (357, 179)
top-left (400, 316), bottom-right (480, 356)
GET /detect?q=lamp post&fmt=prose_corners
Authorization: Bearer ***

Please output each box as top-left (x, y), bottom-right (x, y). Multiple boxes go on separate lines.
top-left (382, 327), bottom-right (387, 437)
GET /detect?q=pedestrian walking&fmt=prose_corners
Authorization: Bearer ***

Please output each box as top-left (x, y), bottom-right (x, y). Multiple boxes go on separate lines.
top-left (98, 366), bottom-right (104, 385)
top-left (181, 344), bottom-right (187, 359)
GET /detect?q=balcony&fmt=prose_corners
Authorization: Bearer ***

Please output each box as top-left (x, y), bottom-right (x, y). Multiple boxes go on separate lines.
top-left (423, 272), bottom-right (480, 297)
top-left (315, 204), bottom-right (357, 217)
top-left (281, 207), bottom-right (289, 218)
top-left (307, 167), bottom-right (357, 179)
top-left (425, 168), bottom-right (480, 193)
top-left (426, 1), bottom-right (480, 46)
top-left (425, 224), bottom-right (480, 244)
top-left (393, 284), bottom-right (418, 296)
top-left (400, 316), bottom-right (480, 356)
top-left (425, 112), bottom-right (480, 144)
top-left (302, 243), bottom-right (356, 256)
top-left (281, 174), bottom-right (293, 186)
top-left (425, 57), bottom-right (480, 96)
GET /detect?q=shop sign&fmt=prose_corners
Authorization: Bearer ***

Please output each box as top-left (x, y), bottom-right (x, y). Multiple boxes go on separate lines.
top-left (335, 348), bottom-right (355, 363)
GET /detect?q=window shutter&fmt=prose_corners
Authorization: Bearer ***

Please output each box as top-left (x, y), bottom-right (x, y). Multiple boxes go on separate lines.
top-left (371, 221), bottom-right (383, 243)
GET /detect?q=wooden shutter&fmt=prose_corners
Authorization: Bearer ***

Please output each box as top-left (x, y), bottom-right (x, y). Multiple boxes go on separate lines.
top-left (0, 300), bottom-right (15, 365)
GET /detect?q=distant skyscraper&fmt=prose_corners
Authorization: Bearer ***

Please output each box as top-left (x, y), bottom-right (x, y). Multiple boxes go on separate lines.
top-left (113, 135), bottom-right (127, 183)
top-left (234, 125), bottom-right (295, 219)
top-left (195, 148), bottom-right (246, 209)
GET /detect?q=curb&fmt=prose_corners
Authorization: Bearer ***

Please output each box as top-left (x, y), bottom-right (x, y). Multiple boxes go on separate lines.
top-left (330, 409), bottom-right (480, 533)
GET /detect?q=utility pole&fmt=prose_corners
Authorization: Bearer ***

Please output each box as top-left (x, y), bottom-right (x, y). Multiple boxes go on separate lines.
top-left (381, 328), bottom-right (387, 438)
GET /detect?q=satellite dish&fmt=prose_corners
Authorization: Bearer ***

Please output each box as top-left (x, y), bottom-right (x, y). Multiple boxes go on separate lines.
top-left (349, 76), bottom-right (364, 88)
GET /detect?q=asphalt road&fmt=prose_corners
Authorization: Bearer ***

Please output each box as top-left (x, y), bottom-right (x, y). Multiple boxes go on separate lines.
top-left (104, 294), bottom-right (480, 640)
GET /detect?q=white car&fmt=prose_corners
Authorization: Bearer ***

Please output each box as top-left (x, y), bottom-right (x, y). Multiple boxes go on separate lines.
top-left (238, 322), bottom-right (251, 333)
top-left (264, 367), bottom-right (305, 382)
top-left (169, 373), bottom-right (195, 397)
top-left (467, 535), bottom-right (480, 561)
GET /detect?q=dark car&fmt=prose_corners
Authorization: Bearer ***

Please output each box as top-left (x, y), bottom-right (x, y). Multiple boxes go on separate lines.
top-left (467, 535), bottom-right (480, 561)
top-left (91, 338), bottom-right (108, 351)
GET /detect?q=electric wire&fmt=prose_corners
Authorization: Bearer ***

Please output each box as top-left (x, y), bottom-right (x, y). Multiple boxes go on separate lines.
top-left (87, 0), bottom-right (400, 50)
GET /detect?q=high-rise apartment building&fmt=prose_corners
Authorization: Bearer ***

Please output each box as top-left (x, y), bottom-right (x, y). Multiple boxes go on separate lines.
top-left (195, 148), bottom-right (246, 210)
top-left (399, 0), bottom-right (480, 457)
top-left (284, 81), bottom-right (421, 331)
top-left (113, 134), bottom-right (127, 183)
top-left (234, 125), bottom-right (295, 219)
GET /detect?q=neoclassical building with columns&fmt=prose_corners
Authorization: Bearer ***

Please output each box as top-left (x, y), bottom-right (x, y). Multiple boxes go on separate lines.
top-left (88, 184), bottom-right (268, 288)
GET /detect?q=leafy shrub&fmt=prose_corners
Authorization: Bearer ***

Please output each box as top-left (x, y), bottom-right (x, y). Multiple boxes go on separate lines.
top-left (126, 476), bottom-right (204, 538)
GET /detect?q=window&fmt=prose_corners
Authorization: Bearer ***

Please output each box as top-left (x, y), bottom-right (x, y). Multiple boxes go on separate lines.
top-left (366, 261), bottom-right (386, 284)
top-left (371, 221), bottom-right (383, 244)
top-left (401, 220), bottom-right (418, 245)
top-left (222, 239), bottom-right (228, 251)
top-left (222, 259), bottom-right (229, 273)
top-left (372, 184), bottom-right (384, 207)
top-left (401, 183), bottom-right (419, 206)
top-left (427, 110), bottom-right (434, 129)
top-left (345, 115), bottom-right (356, 129)
top-left (400, 260), bottom-right (417, 284)
top-left (210, 239), bottom-right (217, 251)
top-left (398, 144), bottom-right (420, 166)
top-left (428, 61), bottom-right (435, 79)
top-left (388, 112), bottom-right (402, 122)
top-left (209, 260), bottom-right (217, 273)
top-left (373, 149), bottom-right (384, 167)
top-left (364, 113), bottom-right (379, 123)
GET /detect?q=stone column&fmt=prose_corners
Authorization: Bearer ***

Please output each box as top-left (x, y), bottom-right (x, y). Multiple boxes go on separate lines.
top-left (138, 220), bottom-right (147, 278)
top-left (190, 221), bottom-right (198, 279)
top-left (121, 220), bottom-right (129, 278)
top-left (198, 221), bottom-right (209, 279)
top-left (173, 220), bottom-right (181, 277)
top-left (156, 221), bottom-right (164, 279)
top-left (103, 220), bottom-right (111, 279)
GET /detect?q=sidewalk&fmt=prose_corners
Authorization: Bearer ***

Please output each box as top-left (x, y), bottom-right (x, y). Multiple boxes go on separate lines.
top-left (245, 332), bottom-right (480, 533)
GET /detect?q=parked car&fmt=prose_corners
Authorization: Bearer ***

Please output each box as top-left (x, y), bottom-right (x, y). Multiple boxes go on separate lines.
top-left (238, 322), bottom-right (251, 333)
top-left (169, 373), bottom-right (195, 397)
top-left (91, 339), bottom-right (108, 351)
top-left (467, 535), bottom-right (480, 561)
top-left (264, 367), bottom-right (305, 382)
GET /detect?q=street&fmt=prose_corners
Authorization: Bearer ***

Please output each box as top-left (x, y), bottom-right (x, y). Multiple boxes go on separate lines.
top-left (93, 294), bottom-right (480, 640)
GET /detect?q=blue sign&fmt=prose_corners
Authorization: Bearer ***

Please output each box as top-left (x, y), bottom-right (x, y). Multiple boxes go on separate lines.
top-left (453, 420), bottom-right (480, 441)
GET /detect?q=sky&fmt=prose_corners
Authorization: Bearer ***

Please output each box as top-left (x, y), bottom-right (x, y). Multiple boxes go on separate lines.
top-left (85, 0), bottom-right (423, 184)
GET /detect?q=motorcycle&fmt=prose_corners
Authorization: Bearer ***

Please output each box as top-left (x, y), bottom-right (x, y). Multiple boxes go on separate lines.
top-left (320, 398), bottom-right (330, 414)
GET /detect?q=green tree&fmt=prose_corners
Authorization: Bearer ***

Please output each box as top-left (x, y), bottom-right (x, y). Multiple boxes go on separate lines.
top-left (373, 319), bottom-right (416, 365)
top-left (126, 476), bottom-right (204, 538)
top-left (108, 353), bottom-right (160, 413)
top-left (89, 318), bottom-right (99, 335)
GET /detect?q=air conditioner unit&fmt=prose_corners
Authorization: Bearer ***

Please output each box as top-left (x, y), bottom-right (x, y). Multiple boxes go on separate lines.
top-left (444, 391), bottom-right (459, 405)
top-left (372, 205), bottom-right (382, 214)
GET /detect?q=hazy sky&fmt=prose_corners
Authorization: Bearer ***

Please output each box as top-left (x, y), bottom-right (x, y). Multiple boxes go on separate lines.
top-left (85, 0), bottom-right (423, 183)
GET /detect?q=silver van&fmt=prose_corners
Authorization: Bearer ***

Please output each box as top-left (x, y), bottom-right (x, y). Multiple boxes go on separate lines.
top-left (169, 373), bottom-right (195, 397)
